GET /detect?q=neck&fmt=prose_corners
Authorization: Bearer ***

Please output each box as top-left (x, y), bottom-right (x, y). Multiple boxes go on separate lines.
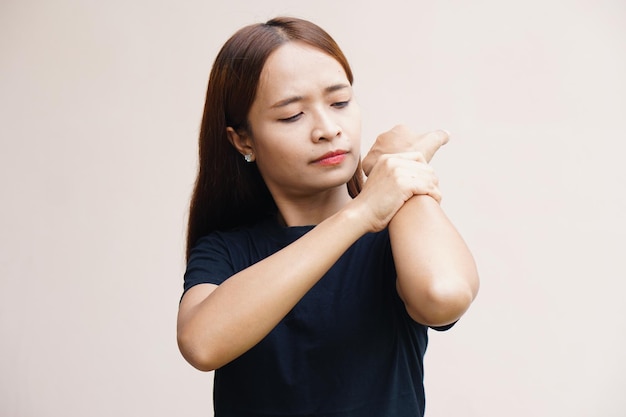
top-left (272, 185), bottom-right (353, 227)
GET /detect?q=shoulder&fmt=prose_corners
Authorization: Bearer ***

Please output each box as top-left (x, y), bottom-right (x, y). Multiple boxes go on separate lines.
top-left (183, 220), bottom-right (275, 291)
top-left (188, 221), bottom-right (274, 266)
top-left (185, 218), bottom-right (304, 288)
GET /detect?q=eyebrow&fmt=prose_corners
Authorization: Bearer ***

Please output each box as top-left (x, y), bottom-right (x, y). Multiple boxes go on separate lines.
top-left (270, 83), bottom-right (350, 109)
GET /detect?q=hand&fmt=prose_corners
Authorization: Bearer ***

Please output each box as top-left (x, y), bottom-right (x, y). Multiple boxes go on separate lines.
top-left (362, 125), bottom-right (450, 176)
top-left (353, 151), bottom-right (440, 232)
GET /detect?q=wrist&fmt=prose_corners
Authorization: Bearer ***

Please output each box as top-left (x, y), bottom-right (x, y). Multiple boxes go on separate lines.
top-left (336, 199), bottom-right (375, 235)
top-left (390, 195), bottom-right (439, 227)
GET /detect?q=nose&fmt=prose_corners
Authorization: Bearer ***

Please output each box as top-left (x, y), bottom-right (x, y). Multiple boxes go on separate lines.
top-left (311, 108), bottom-right (341, 142)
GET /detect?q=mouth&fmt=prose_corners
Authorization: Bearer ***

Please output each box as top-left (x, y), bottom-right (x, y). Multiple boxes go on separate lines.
top-left (313, 150), bottom-right (348, 166)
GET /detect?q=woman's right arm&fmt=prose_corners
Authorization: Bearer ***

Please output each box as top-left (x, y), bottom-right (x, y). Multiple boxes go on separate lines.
top-left (177, 205), bottom-right (372, 372)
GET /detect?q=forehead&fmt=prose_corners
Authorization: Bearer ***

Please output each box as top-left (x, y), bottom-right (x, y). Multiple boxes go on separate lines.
top-left (255, 42), bottom-right (349, 103)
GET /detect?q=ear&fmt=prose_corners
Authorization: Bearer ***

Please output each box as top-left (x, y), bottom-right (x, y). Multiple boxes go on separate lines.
top-left (226, 127), bottom-right (255, 161)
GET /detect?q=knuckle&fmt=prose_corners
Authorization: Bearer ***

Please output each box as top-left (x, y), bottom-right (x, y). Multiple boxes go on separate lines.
top-left (431, 129), bottom-right (450, 145)
top-left (380, 154), bottom-right (396, 168)
top-left (392, 124), bottom-right (412, 136)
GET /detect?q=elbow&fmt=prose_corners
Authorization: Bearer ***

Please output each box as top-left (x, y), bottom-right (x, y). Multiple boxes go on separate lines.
top-left (401, 275), bottom-right (479, 327)
top-left (177, 329), bottom-right (220, 372)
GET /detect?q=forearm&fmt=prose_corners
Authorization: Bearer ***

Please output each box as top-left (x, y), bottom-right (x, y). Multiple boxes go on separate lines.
top-left (389, 195), bottom-right (479, 326)
top-left (178, 205), bottom-right (370, 371)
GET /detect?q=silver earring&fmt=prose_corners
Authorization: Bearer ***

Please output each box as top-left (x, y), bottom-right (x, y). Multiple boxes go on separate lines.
top-left (243, 154), bottom-right (253, 163)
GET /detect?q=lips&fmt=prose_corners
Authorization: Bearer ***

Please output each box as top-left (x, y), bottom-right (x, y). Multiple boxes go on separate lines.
top-left (313, 150), bottom-right (348, 166)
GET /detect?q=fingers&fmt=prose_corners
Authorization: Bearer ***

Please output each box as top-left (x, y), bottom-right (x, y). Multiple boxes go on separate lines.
top-left (361, 149), bottom-right (379, 177)
top-left (356, 153), bottom-right (442, 231)
top-left (361, 126), bottom-right (451, 176)
top-left (430, 129), bottom-right (450, 146)
top-left (419, 129), bottom-right (450, 163)
top-left (370, 153), bottom-right (441, 202)
top-left (426, 183), bottom-right (442, 203)
top-left (400, 159), bottom-right (441, 203)
top-left (383, 151), bottom-right (427, 163)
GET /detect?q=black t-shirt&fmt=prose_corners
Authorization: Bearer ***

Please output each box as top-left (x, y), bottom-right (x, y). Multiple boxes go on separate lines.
top-left (184, 218), bottom-right (450, 417)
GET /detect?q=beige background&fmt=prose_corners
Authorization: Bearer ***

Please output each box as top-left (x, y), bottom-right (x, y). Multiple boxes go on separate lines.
top-left (1, 0), bottom-right (625, 416)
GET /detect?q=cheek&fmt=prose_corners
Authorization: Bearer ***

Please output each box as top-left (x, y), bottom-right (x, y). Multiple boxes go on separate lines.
top-left (345, 104), bottom-right (362, 136)
top-left (254, 136), bottom-right (304, 174)
top-left (347, 118), bottom-right (362, 149)
top-left (255, 123), bottom-right (309, 155)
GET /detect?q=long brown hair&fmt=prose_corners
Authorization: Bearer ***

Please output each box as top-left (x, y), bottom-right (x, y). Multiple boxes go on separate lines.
top-left (186, 17), bottom-right (363, 259)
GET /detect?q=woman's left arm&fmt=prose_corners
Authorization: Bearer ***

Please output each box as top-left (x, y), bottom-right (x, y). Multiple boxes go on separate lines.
top-left (389, 195), bottom-right (479, 326)
top-left (364, 125), bottom-right (479, 326)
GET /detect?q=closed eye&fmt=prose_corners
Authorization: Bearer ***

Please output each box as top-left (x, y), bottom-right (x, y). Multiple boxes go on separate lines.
top-left (332, 100), bottom-right (350, 109)
top-left (279, 112), bottom-right (303, 123)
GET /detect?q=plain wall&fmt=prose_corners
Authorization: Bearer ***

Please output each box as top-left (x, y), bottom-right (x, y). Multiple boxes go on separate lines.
top-left (1, 0), bottom-right (625, 416)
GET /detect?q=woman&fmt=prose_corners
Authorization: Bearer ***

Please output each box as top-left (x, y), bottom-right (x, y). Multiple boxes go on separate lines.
top-left (178, 16), bottom-right (479, 417)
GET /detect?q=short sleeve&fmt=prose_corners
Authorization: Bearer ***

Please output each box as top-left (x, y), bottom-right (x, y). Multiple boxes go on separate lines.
top-left (183, 233), bottom-right (236, 294)
top-left (429, 321), bottom-right (457, 332)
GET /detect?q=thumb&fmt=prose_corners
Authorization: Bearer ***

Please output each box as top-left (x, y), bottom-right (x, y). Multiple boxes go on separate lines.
top-left (421, 129), bottom-right (450, 162)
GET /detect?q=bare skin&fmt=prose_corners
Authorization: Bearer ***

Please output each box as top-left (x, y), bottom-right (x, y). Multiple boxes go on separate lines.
top-left (365, 126), bottom-right (479, 324)
top-left (362, 124), bottom-right (450, 175)
top-left (177, 43), bottom-right (479, 372)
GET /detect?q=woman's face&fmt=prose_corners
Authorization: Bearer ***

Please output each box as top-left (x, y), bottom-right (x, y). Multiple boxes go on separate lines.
top-left (243, 42), bottom-right (361, 202)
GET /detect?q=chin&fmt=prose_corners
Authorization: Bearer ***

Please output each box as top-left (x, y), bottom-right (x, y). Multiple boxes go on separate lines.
top-left (328, 168), bottom-right (359, 189)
